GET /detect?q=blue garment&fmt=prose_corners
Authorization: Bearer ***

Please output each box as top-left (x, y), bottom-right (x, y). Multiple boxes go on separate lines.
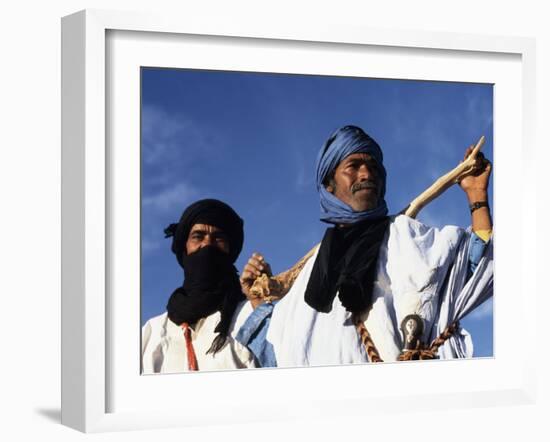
top-left (316, 126), bottom-right (388, 224)
top-left (237, 231), bottom-right (490, 368)
top-left (468, 231), bottom-right (488, 275)
top-left (235, 301), bottom-right (278, 367)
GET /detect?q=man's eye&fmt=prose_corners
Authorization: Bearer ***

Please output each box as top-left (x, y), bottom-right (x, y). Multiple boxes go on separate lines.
top-left (367, 162), bottom-right (379, 173)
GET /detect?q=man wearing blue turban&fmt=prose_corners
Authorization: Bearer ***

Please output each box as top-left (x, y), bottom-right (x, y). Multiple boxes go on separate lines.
top-left (238, 125), bottom-right (493, 367)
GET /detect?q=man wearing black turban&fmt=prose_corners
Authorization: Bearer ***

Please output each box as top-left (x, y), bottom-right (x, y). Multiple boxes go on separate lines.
top-left (141, 199), bottom-right (256, 373)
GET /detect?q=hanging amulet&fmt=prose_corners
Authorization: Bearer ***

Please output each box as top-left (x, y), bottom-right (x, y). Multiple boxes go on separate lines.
top-left (400, 314), bottom-right (425, 351)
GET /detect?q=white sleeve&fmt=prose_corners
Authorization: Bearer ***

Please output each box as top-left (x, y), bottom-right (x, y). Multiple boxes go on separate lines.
top-left (431, 232), bottom-right (494, 358)
top-left (141, 320), bottom-right (154, 374)
top-left (140, 314), bottom-right (167, 374)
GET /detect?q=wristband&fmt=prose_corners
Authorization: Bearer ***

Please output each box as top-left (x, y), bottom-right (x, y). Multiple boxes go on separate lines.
top-left (469, 201), bottom-right (489, 213)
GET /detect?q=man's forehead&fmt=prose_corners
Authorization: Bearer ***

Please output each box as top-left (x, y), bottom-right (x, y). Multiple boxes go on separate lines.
top-left (189, 223), bottom-right (224, 233)
top-left (341, 152), bottom-right (376, 163)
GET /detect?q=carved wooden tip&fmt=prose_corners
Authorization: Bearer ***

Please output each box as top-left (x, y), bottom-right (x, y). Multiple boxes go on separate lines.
top-left (471, 135), bottom-right (486, 158)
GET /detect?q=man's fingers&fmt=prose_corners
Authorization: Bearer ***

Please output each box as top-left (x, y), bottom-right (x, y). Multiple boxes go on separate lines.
top-left (482, 158), bottom-right (492, 174)
top-left (472, 154), bottom-right (490, 175)
top-left (475, 151), bottom-right (486, 162)
top-left (241, 266), bottom-right (261, 281)
top-left (263, 262), bottom-right (273, 277)
top-left (241, 253), bottom-right (271, 281)
top-left (248, 258), bottom-right (266, 274)
top-left (252, 252), bottom-right (264, 262)
top-left (462, 147), bottom-right (489, 175)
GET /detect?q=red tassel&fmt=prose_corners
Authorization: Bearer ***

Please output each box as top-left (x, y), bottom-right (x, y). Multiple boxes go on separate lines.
top-left (181, 323), bottom-right (198, 371)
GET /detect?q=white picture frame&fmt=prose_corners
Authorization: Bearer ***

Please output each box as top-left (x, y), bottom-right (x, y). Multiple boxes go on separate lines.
top-left (61, 9), bottom-right (537, 433)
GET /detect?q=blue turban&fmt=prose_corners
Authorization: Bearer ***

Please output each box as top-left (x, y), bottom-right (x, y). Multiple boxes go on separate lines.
top-left (316, 125), bottom-right (388, 224)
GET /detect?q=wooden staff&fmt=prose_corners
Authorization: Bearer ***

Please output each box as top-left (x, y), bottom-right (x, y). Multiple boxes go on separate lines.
top-left (248, 136), bottom-right (486, 302)
top-left (402, 135), bottom-right (485, 218)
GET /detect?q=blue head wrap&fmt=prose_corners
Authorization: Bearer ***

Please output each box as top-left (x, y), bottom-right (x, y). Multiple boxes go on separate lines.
top-left (316, 125), bottom-right (388, 224)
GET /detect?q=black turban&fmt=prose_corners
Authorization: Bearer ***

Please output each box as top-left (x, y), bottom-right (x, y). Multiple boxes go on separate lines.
top-left (164, 198), bottom-right (244, 267)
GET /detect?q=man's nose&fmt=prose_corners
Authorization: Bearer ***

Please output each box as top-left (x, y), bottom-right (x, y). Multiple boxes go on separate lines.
top-left (357, 164), bottom-right (372, 180)
top-left (202, 234), bottom-right (215, 247)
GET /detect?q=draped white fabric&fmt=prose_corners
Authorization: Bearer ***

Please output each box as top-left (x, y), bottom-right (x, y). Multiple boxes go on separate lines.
top-left (141, 300), bottom-right (257, 373)
top-left (266, 215), bottom-right (493, 367)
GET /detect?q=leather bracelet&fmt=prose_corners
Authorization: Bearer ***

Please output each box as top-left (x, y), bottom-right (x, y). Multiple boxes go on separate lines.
top-left (469, 201), bottom-right (489, 213)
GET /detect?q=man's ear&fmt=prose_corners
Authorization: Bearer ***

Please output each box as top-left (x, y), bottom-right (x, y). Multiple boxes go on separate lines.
top-left (324, 176), bottom-right (335, 193)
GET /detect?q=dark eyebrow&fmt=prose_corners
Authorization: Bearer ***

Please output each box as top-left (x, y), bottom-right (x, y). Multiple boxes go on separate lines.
top-left (344, 156), bottom-right (377, 166)
top-left (211, 230), bottom-right (228, 237)
top-left (189, 229), bottom-right (228, 238)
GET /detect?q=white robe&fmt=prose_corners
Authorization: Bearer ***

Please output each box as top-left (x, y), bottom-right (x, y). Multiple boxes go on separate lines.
top-left (141, 300), bottom-right (257, 373)
top-left (266, 215), bottom-right (493, 367)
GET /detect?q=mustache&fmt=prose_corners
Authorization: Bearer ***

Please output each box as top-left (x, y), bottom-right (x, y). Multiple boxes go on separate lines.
top-left (351, 180), bottom-right (378, 194)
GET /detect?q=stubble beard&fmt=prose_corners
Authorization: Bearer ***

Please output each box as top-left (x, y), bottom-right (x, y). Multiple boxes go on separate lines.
top-left (351, 181), bottom-right (379, 211)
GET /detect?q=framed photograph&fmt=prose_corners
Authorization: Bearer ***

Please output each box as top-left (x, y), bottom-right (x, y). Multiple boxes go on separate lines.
top-left (61, 9), bottom-right (536, 433)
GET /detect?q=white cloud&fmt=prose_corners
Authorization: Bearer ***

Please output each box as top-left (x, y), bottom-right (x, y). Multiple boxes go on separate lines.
top-left (142, 181), bottom-right (199, 212)
top-left (295, 162), bottom-right (313, 192)
top-left (141, 105), bottom-right (217, 257)
top-left (142, 106), bottom-right (184, 164)
top-left (141, 181), bottom-right (201, 257)
top-left (466, 91), bottom-right (493, 133)
top-left (142, 237), bottom-right (162, 253)
top-left (141, 105), bottom-right (216, 165)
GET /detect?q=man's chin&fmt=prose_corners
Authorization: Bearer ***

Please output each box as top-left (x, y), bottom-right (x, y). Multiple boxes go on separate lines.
top-left (351, 200), bottom-right (378, 212)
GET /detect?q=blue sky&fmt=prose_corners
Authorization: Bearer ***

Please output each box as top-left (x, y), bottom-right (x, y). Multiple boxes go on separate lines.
top-left (141, 68), bottom-right (494, 357)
